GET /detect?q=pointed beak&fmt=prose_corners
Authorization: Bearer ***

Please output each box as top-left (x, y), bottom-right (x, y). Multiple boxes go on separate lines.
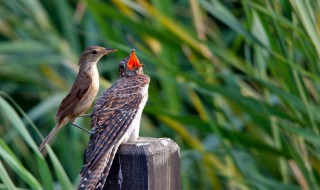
top-left (102, 48), bottom-right (117, 54)
top-left (127, 49), bottom-right (143, 70)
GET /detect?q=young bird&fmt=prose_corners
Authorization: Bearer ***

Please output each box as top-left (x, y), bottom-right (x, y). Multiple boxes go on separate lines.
top-left (38, 46), bottom-right (116, 155)
top-left (78, 50), bottom-right (149, 190)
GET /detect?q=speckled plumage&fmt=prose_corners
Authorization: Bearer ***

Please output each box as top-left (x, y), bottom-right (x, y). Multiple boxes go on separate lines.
top-left (78, 50), bottom-right (149, 190)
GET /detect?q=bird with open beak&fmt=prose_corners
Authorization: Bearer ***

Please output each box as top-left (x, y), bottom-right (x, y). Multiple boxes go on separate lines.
top-left (78, 49), bottom-right (149, 190)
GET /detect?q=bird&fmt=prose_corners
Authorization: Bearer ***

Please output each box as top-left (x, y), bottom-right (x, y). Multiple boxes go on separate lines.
top-left (38, 46), bottom-right (117, 155)
top-left (78, 49), bottom-right (150, 190)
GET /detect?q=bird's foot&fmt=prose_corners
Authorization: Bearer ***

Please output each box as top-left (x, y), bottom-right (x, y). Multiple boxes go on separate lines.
top-left (78, 113), bottom-right (92, 117)
top-left (89, 129), bottom-right (97, 135)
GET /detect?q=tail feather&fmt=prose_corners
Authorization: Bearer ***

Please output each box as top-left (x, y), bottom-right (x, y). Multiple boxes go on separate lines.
top-left (95, 145), bottom-right (119, 190)
top-left (78, 145), bottom-right (119, 190)
top-left (38, 123), bottom-right (61, 156)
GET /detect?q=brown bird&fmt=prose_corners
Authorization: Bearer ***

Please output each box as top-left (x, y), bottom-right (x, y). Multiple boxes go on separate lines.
top-left (38, 46), bottom-right (117, 155)
top-left (78, 49), bottom-right (149, 190)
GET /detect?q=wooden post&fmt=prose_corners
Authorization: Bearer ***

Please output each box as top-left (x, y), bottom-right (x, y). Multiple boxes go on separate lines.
top-left (103, 137), bottom-right (180, 190)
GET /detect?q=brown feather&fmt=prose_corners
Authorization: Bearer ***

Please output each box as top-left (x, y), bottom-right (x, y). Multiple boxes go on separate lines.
top-left (95, 145), bottom-right (119, 190)
top-left (78, 145), bottom-right (119, 190)
top-left (78, 147), bottom-right (111, 190)
top-left (38, 46), bottom-right (115, 155)
top-left (78, 74), bottom-right (149, 189)
top-left (38, 123), bottom-right (61, 155)
top-left (56, 74), bottom-right (92, 122)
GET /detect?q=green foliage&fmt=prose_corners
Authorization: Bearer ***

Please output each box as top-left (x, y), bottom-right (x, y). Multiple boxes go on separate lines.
top-left (1, 0), bottom-right (320, 189)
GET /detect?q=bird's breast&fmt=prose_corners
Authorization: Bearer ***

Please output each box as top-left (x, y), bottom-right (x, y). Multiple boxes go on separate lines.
top-left (87, 66), bottom-right (100, 95)
top-left (75, 67), bottom-right (100, 115)
top-left (121, 84), bottom-right (149, 143)
top-left (90, 66), bottom-right (100, 91)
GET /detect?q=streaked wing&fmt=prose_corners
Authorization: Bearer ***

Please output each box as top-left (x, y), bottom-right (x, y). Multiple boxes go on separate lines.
top-left (56, 74), bottom-right (92, 121)
top-left (79, 75), bottom-right (149, 189)
top-left (80, 92), bottom-right (143, 175)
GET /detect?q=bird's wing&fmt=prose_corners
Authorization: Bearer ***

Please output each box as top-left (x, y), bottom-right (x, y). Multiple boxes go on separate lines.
top-left (78, 76), bottom-right (149, 189)
top-left (78, 77), bottom-right (147, 189)
top-left (56, 74), bottom-right (92, 121)
top-left (80, 91), bottom-right (143, 175)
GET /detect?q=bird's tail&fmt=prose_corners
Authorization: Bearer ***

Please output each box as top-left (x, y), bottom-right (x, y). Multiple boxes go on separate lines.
top-left (95, 145), bottom-right (119, 190)
top-left (78, 145), bottom-right (119, 190)
top-left (38, 123), bottom-right (62, 156)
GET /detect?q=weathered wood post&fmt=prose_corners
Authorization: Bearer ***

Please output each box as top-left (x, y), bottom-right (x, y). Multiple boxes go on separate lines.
top-left (103, 137), bottom-right (180, 190)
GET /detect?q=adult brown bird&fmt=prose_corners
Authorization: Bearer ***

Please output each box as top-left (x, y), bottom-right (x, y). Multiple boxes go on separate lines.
top-left (78, 49), bottom-right (149, 190)
top-left (38, 46), bottom-right (117, 155)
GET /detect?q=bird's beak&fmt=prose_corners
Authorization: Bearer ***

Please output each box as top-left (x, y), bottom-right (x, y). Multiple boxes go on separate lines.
top-left (100, 47), bottom-right (118, 55)
top-left (127, 49), bottom-right (143, 70)
top-left (103, 48), bottom-right (117, 54)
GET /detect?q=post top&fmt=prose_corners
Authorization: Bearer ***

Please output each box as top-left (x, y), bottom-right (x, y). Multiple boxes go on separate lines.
top-left (118, 137), bottom-right (180, 156)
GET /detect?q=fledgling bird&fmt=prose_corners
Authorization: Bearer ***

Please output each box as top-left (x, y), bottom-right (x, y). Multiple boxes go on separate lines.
top-left (78, 49), bottom-right (149, 190)
top-left (38, 46), bottom-right (117, 155)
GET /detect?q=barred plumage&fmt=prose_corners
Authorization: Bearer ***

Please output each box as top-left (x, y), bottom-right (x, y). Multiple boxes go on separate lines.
top-left (78, 50), bottom-right (149, 189)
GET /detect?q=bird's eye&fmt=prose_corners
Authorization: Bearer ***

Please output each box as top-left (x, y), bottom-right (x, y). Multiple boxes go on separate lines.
top-left (120, 63), bottom-right (125, 69)
top-left (92, 50), bottom-right (98, 54)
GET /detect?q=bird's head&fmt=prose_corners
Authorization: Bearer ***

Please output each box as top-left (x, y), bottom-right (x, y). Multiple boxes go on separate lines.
top-left (79, 46), bottom-right (117, 66)
top-left (119, 49), bottom-right (144, 78)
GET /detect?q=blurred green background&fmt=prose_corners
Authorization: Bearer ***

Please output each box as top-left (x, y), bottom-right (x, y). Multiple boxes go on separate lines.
top-left (1, 0), bottom-right (320, 189)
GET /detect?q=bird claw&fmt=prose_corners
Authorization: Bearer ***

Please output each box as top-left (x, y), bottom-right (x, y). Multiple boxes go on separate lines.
top-left (79, 113), bottom-right (92, 117)
top-left (89, 129), bottom-right (97, 135)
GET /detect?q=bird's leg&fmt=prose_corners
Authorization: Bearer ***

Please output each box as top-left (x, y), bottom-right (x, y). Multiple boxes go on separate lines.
top-left (78, 113), bottom-right (92, 117)
top-left (70, 121), bottom-right (96, 135)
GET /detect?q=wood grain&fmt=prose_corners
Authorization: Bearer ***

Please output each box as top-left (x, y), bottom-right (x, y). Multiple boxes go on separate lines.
top-left (103, 137), bottom-right (180, 190)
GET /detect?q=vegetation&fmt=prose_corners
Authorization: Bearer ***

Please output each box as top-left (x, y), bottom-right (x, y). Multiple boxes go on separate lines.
top-left (1, 0), bottom-right (320, 189)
